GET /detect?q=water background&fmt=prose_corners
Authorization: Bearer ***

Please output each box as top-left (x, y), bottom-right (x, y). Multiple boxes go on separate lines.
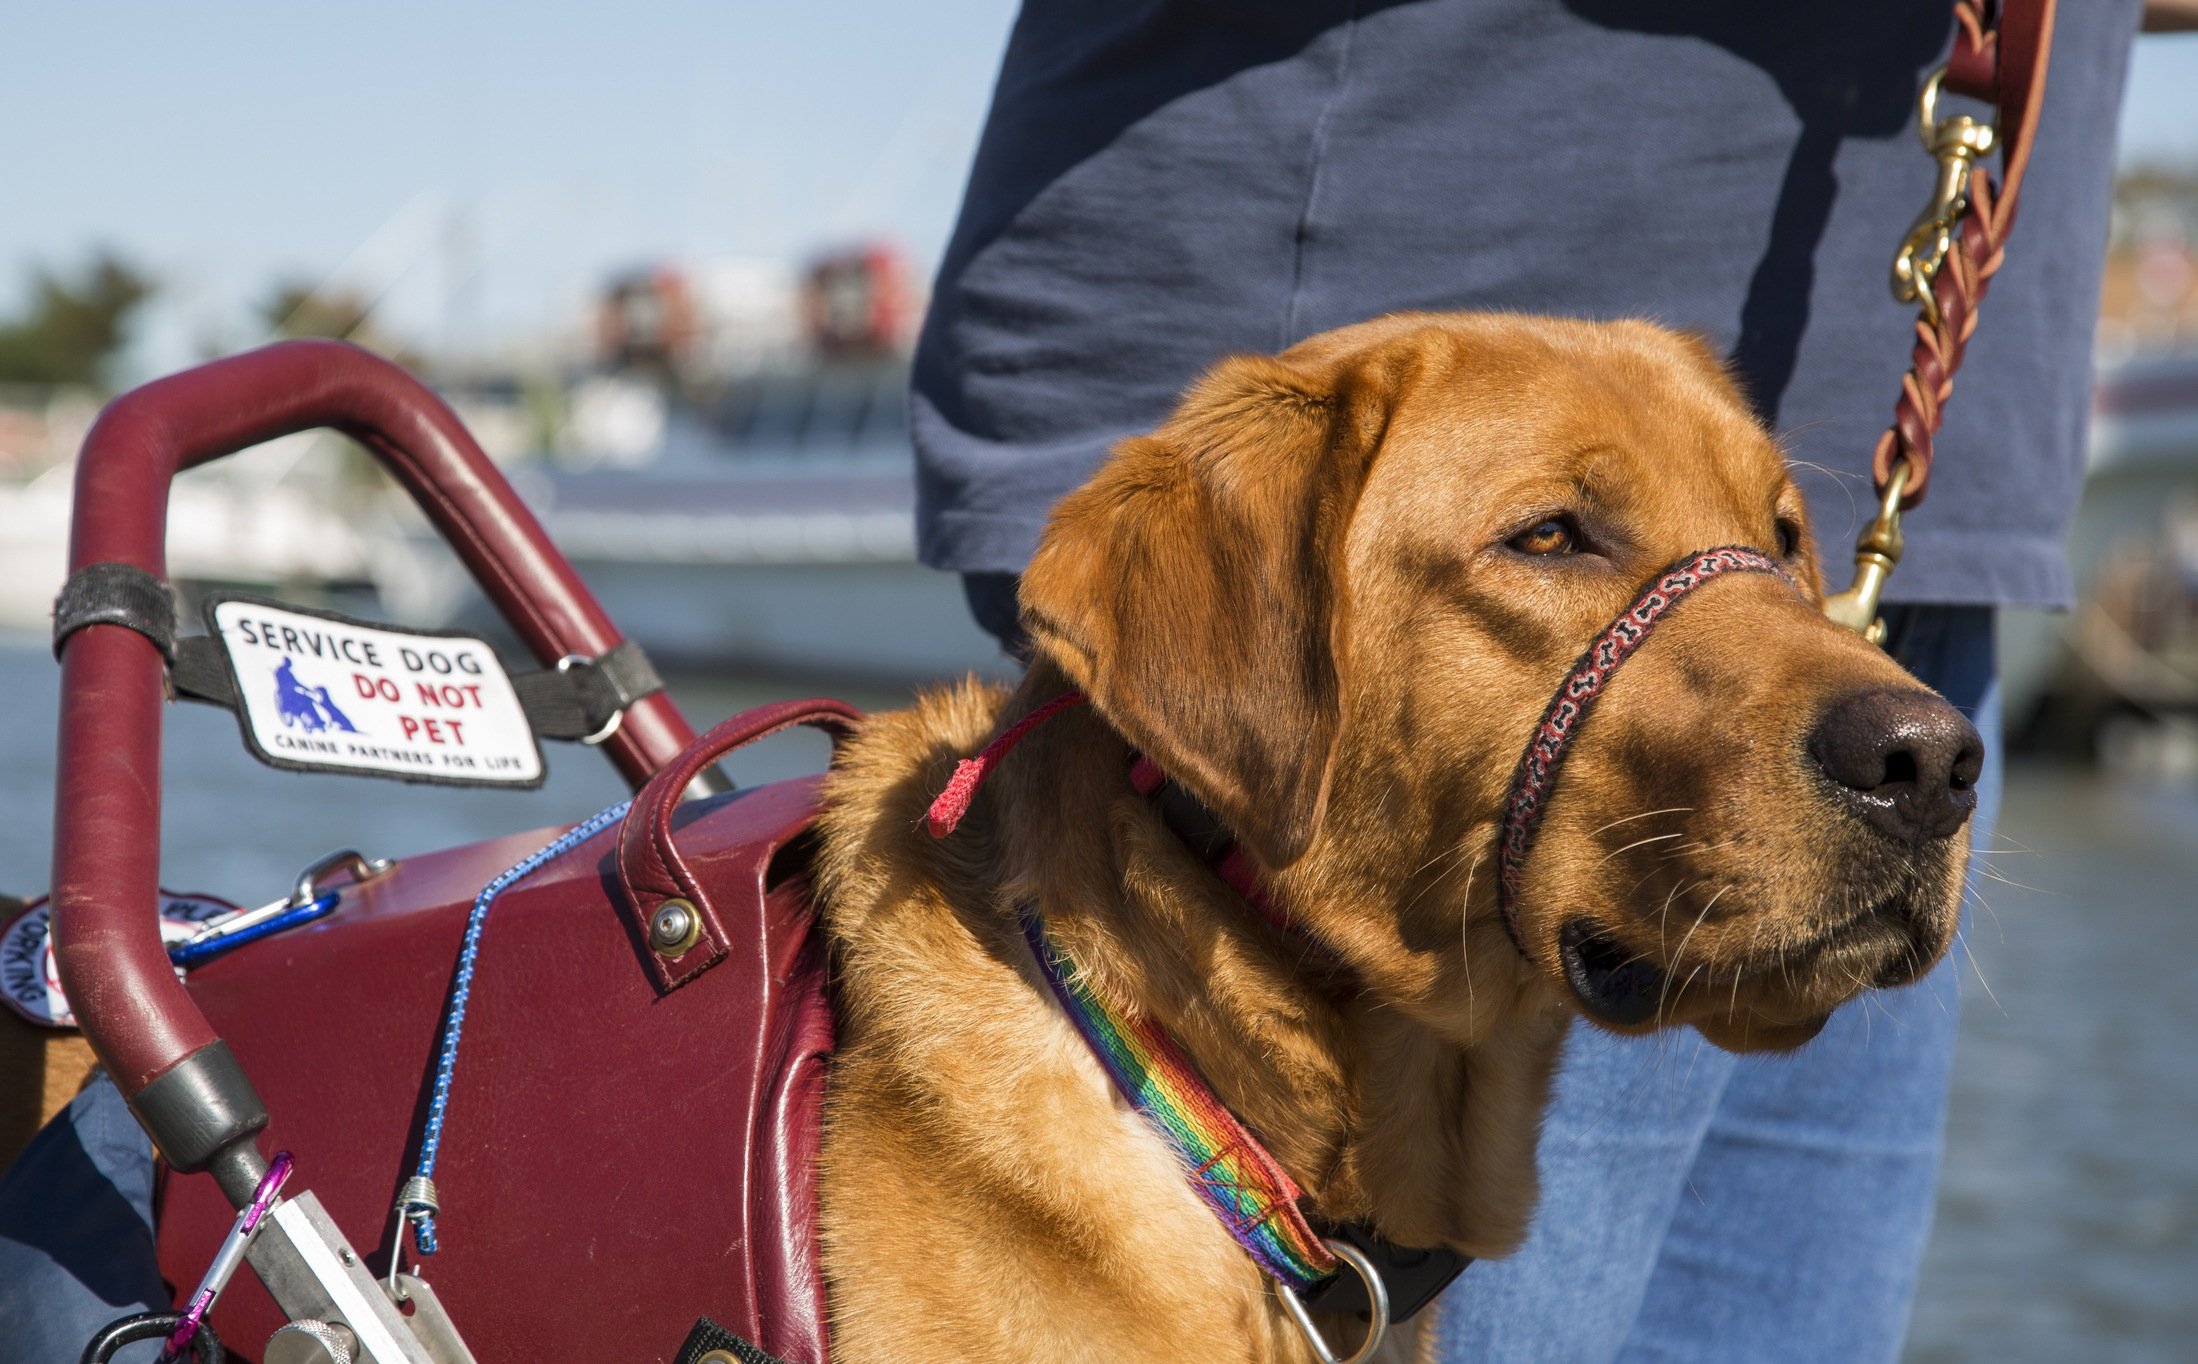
top-left (2, 640), bottom-right (2192, 1361)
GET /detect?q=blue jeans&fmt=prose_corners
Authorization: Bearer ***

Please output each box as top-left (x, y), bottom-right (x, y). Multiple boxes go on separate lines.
top-left (1435, 605), bottom-right (2001, 1363)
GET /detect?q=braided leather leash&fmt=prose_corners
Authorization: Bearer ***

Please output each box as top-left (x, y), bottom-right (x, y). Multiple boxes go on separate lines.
top-left (1825, 0), bottom-right (2058, 642)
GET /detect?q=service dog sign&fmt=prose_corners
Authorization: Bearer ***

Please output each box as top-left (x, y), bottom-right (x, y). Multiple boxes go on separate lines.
top-left (207, 597), bottom-right (545, 788)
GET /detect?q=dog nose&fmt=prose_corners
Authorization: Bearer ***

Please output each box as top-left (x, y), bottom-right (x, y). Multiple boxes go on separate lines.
top-left (1807, 689), bottom-right (1983, 843)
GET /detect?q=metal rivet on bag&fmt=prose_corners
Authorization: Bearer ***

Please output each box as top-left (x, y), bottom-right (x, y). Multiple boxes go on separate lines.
top-left (649, 898), bottom-right (701, 958)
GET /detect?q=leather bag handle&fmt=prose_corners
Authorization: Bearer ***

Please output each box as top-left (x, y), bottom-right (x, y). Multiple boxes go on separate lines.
top-left (616, 698), bottom-right (864, 992)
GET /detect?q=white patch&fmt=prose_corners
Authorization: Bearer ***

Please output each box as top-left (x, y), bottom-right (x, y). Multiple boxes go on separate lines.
top-left (1, 890), bottom-right (239, 1030)
top-left (209, 599), bottom-right (543, 787)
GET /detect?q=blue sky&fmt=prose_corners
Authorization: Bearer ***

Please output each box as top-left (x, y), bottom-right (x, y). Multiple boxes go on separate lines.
top-left (5, 3), bottom-right (2194, 379)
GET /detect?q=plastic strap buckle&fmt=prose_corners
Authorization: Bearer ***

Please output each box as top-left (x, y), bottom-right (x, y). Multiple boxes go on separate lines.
top-left (1295, 1223), bottom-right (1470, 1326)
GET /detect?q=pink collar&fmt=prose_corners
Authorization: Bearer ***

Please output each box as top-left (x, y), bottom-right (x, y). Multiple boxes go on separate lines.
top-left (923, 694), bottom-right (1309, 948)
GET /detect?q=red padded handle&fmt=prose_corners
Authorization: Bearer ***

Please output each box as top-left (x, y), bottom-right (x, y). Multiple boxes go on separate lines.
top-left (617, 699), bottom-right (863, 993)
top-left (53, 339), bottom-right (702, 1097)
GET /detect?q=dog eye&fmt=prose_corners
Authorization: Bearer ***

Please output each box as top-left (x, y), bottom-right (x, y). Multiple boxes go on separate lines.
top-left (1775, 518), bottom-right (1802, 559)
top-left (1508, 518), bottom-right (1579, 557)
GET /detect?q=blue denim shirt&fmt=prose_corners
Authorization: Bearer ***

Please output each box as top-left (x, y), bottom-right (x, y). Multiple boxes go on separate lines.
top-left (913, 0), bottom-right (2140, 607)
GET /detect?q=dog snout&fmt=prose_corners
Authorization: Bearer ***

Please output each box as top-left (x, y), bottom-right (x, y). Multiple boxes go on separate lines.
top-left (1807, 688), bottom-right (1983, 844)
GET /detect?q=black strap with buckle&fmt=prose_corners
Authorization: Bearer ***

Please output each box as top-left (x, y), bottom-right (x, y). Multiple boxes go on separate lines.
top-left (508, 639), bottom-right (665, 741)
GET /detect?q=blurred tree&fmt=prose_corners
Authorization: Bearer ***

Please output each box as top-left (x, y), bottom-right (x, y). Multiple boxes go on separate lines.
top-left (259, 280), bottom-right (420, 375)
top-left (259, 281), bottom-right (373, 341)
top-left (255, 280), bottom-right (424, 493)
top-left (0, 253), bottom-right (154, 387)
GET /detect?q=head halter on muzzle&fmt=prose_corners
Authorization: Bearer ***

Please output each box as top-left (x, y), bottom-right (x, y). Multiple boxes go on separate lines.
top-left (1495, 545), bottom-right (1794, 957)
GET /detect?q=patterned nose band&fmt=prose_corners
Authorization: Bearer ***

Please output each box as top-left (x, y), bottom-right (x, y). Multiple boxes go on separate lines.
top-left (1494, 545), bottom-right (1794, 957)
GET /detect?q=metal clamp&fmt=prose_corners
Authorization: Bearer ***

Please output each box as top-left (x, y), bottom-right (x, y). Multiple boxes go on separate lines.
top-left (1890, 67), bottom-right (1997, 329)
top-left (1822, 458), bottom-right (1911, 646)
top-left (247, 1190), bottom-right (475, 1362)
top-left (386, 1176), bottom-right (441, 1301)
top-left (1278, 1239), bottom-right (1390, 1364)
top-left (292, 849), bottom-right (396, 909)
top-left (169, 850), bottom-right (394, 969)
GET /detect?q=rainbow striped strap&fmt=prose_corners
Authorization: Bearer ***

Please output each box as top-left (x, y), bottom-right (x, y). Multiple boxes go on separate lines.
top-left (1020, 909), bottom-right (1340, 1296)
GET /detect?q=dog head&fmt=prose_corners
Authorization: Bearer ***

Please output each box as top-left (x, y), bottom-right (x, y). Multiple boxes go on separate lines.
top-left (1021, 313), bottom-right (1979, 1052)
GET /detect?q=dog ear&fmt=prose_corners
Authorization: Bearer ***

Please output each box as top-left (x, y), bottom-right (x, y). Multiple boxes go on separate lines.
top-left (1020, 348), bottom-right (1401, 869)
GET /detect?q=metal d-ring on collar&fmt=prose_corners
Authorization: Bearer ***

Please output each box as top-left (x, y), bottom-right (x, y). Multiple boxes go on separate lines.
top-left (1279, 1238), bottom-right (1390, 1364)
top-left (1496, 546), bottom-right (1794, 956)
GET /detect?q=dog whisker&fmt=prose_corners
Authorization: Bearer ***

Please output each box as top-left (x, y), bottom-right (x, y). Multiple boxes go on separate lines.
top-left (1661, 961), bottom-right (1707, 1033)
top-left (1653, 876), bottom-right (1693, 958)
top-left (1656, 882), bottom-right (1717, 1022)
top-left (1967, 858), bottom-right (2048, 896)
top-left (1781, 455), bottom-right (1865, 537)
top-left (1955, 926), bottom-right (2007, 1019)
top-left (1656, 835), bottom-right (1743, 864)
top-left (1458, 851), bottom-right (1484, 1016)
top-left (1598, 831), bottom-right (1688, 864)
top-left (1959, 881), bottom-right (2005, 939)
top-left (1589, 806), bottom-right (1696, 838)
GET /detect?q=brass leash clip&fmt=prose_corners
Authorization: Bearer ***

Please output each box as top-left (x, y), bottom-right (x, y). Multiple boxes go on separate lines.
top-left (1822, 458), bottom-right (1911, 646)
top-left (1889, 68), bottom-right (1996, 330)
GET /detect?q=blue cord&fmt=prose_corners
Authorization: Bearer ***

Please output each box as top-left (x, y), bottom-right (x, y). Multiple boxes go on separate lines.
top-left (399, 798), bottom-right (632, 1254)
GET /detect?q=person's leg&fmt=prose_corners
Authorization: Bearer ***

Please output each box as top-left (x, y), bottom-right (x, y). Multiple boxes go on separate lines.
top-left (961, 571), bottom-right (1030, 659)
top-left (1431, 1021), bottom-right (1744, 1361)
top-left (1436, 606), bottom-right (1999, 1362)
top-left (1618, 606), bottom-right (2000, 1362)
top-left (0, 1070), bottom-right (166, 1363)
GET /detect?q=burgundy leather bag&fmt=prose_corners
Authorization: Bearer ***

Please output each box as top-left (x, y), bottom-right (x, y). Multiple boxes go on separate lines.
top-left (51, 340), bottom-right (842, 1363)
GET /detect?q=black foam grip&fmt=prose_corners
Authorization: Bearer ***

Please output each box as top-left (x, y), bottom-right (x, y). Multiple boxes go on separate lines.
top-left (128, 1041), bottom-right (269, 1178)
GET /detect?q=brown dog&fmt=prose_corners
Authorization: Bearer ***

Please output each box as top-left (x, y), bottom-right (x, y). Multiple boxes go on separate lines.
top-left (814, 313), bottom-right (1981, 1362)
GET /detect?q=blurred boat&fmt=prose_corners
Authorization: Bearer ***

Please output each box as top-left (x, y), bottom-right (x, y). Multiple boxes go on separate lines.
top-left (2007, 353), bottom-right (2198, 758)
top-left (372, 365), bottom-right (1010, 685)
top-left (0, 434), bottom-right (374, 635)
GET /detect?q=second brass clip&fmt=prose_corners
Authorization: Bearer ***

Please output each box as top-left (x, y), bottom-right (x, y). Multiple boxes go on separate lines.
top-left (1822, 459), bottom-right (1911, 647)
